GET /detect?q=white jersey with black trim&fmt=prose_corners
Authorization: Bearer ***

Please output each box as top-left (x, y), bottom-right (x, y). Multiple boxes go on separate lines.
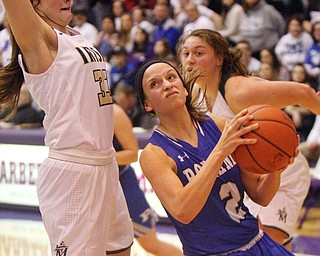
top-left (18, 27), bottom-right (114, 151)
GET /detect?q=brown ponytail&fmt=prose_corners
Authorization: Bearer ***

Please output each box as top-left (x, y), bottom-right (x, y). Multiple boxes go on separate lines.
top-left (0, 29), bottom-right (24, 121)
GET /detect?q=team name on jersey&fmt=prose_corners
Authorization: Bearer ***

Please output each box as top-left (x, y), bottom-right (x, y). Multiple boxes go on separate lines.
top-left (182, 155), bottom-right (237, 182)
top-left (76, 46), bottom-right (104, 64)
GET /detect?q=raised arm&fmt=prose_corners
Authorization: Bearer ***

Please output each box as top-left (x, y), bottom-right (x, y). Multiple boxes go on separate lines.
top-left (2, 0), bottom-right (64, 74)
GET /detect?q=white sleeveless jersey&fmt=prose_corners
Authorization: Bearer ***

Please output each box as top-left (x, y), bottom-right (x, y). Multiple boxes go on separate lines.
top-left (19, 27), bottom-right (114, 151)
top-left (211, 91), bottom-right (235, 121)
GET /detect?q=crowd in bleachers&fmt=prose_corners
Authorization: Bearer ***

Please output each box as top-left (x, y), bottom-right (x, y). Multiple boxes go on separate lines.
top-left (0, 0), bottom-right (319, 147)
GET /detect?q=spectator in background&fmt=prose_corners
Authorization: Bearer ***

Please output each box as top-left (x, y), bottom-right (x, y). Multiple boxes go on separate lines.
top-left (0, 15), bottom-right (11, 67)
top-left (129, 27), bottom-right (154, 69)
top-left (131, 6), bottom-right (154, 41)
top-left (236, 40), bottom-right (261, 75)
top-left (259, 47), bottom-right (290, 81)
top-left (113, 84), bottom-right (155, 130)
top-left (239, 0), bottom-right (286, 57)
top-left (72, 9), bottom-right (98, 44)
top-left (218, 0), bottom-right (245, 46)
top-left (118, 12), bottom-right (135, 51)
top-left (152, 38), bottom-right (175, 62)
top-left (275, 15), bottom-right (314, 73)
top-left (152, 3), bottom-right (182, 54)
top-left (258, 62), bottom-right (278, 81)
top-left (174, 0), bottom-right (222, 31)
top-left (112, 0), bottom-right (127, 31)
top-left (0, 83), bottom-right (43, 126)
top-left (109, 46), bottom-right (136, 92)
top-left (266, 0), bottom-right (305, 22)
top-left (95, 14), bottom-right (115, 61)
top-left (303, 0), bottom-right (320, 33)
top-left (300, 115), bottom-right (320, 167)
top-left (284, 63), bottom-right (316, 142)
top-left (304, 20), bottom-right (320, 89)
top-left (183, 2), bottom-right (216, 34)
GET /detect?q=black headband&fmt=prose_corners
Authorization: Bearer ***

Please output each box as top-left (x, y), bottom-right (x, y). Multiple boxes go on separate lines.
top-left (134, 58), bottom-right (183, 108)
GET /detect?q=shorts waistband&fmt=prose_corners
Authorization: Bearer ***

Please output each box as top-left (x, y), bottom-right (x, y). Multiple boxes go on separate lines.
top-left (49, 147), bottom-right (115, 166)
top-left (214, 230), bottom-right (264, 256)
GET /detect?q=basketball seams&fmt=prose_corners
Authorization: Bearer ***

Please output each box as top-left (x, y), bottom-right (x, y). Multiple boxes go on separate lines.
top-left (242, 144), bottom-right (273, 174)
top-left (234, 104), bottom-right (298, 174)
top-left (250, 119), bottom-right (296, 133)
top-left (250, 130), bottom-right (292, 158)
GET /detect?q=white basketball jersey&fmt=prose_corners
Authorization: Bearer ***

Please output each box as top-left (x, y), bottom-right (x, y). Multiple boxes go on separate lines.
top-left (19, 27), bottom-right (114, 151)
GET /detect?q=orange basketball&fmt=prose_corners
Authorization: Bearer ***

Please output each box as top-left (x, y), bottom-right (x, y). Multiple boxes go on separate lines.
top-left (232, 105), bottom-right (298, 174)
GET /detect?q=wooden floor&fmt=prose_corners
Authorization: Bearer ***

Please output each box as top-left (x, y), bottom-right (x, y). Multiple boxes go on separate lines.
top-left (0, 206), bottom-right (319, 256)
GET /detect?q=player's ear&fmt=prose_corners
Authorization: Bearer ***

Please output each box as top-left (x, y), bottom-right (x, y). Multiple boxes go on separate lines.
top-left (184, 88), bottom-right (188, 97)
top-left (144, 100), bottom-right (153, 112)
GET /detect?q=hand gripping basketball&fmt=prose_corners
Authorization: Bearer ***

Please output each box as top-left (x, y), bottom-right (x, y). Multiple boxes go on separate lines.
top-left (232, 105), bottom-right (299, 174)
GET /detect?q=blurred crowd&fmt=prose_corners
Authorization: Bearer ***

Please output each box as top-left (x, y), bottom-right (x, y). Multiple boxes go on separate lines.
top-left (0, 0), bottom-right (319, 152)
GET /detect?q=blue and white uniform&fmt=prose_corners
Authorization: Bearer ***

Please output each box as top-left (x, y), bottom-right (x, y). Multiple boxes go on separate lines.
top-left (18, 27), bottom-right (133, 255)
top-left (148, 118), bottom-right (293, 255)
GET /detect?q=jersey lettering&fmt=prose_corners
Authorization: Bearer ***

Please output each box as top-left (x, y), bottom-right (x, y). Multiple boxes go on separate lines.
top-left (219, 182), bottom-right (246, 222)
top-left (93, 69), bottom-right (113, 106)
top-left (76, 46), bottom-right (104, 64)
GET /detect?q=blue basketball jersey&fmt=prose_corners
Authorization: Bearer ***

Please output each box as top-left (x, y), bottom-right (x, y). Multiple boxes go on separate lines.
top-left (149, 117), bottom-right (259, 255)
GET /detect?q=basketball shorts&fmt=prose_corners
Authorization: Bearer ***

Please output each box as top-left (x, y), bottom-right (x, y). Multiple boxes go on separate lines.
top-left (120, 166), bottom-right (158, 238)
top-left (37, 153), bottom-right (134, 256)
top-left (227, 232), bottom-right (294, 256)
top-left (245, 153), bottom-right (311, 240)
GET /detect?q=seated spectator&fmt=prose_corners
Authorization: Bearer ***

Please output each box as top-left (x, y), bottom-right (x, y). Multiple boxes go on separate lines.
top-left (239, 0), bottom-right (286, 56)
top-left (258, 62), bottom-right (278, 81)
top-left (109, 46), bottom-right (136, 92)
top-left (152, 3), bottom-right (182, 54)
top-left (218, 0), bottom-right (245, 46)
top-left (95, 14), bottom-right (115, 60)
top-left (303, 0), bottom-right (320, 33)
top-left (259, 47), bottom-right (290, 81)
top-left (182, 2), bottom-right (216, 34)
top-left (284, 63), bottom-right (316, 142)
top-left (152, 38), bottom-right (175, 62)
top-left (236, 40), bottom-right (261, 75)
top-left (128, 27), bottom-right (154, 69)
top-left (300, 115), bottom-right (320, 167)
top-left (72, 9), bottom-right (98, 44)
top-left (0, 83), bottom-right (43, 126)
top-left (304, 20), bottom-right (320, 89)
top-left (174, 0), bottom-right (222, 30)
top-left (112, 0), bottom-right (127, 31)
top-left (275, 15), bottom-right (314, 72)
top-left (113, 84), bottom-right (155, 129)
top-left (131, 6), bottom-right (155, 41)
top-left (118, 12), bottom-right (135, 52)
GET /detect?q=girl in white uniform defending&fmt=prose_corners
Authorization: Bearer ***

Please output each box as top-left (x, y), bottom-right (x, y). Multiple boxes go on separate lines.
top-left (0, 1), bottom-right (133, 255)
top-left (177, 29), bottom-right (320, 250)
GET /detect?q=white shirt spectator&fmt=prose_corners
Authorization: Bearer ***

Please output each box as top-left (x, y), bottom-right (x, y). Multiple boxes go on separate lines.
top-left (183, 3), bottom-right (215, 34)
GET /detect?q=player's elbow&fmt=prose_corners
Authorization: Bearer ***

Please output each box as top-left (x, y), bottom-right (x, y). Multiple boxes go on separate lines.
top-left (171, 207), bottom-right (197, 224)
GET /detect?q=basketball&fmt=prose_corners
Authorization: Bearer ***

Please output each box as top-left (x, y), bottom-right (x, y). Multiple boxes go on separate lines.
top-left (232, 105), bottom-right (298, 174)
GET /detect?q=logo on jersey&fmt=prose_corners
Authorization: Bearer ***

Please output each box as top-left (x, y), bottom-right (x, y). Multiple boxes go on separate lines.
top-left (76, 46), bottom-right (104, 64)
top-left (178, 152), bottom-right (190, 162)
top-left (54, 241), bottom-right (68, 256)
top-left (277, 207), bottom-right (287, 223)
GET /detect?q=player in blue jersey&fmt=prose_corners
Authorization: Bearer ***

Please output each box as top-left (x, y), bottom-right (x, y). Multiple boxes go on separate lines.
top-left (177, 29), bottom-right (320, 250)
top-left (113, 103), bottom-right (183, 255)
top-left (134, 59), bottom-right (296, 256)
